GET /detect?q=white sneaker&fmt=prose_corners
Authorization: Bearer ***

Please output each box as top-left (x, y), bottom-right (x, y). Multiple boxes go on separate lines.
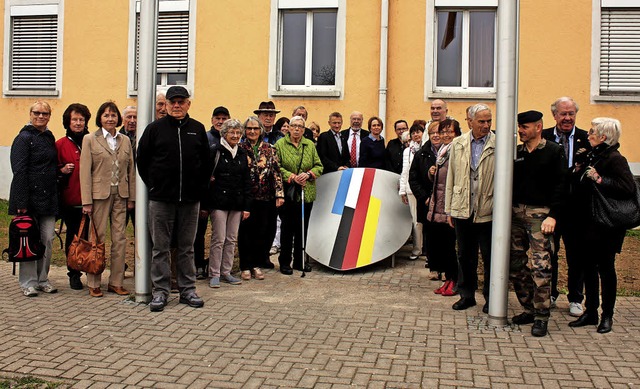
top-left (35, 283), bottom-right (58, 293)
top-left (569, 302), bottom-right (583, 317)
top-left (23, 286), bottom-right (38, 297)
top-left (550, 296), bottom-right (557, 308)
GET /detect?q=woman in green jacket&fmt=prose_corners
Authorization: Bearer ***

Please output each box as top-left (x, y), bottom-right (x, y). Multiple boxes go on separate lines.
top-left (274, 116), bottom-right (323, 275)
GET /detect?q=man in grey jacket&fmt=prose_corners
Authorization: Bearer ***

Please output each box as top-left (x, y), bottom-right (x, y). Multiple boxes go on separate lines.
top-left (445, 103), bottom-right (496, 313)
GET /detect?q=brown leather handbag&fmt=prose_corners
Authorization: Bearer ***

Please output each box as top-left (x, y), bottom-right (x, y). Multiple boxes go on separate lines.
top-left (67, 214), bottom-right (106, 275)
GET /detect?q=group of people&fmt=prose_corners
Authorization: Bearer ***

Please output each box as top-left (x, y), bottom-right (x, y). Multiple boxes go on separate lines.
top-left (9, 92), bottom-right (635, 336)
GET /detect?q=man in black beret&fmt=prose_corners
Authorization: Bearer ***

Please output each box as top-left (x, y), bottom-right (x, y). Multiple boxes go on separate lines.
top-left (509, 110), bottom-right (568, 337)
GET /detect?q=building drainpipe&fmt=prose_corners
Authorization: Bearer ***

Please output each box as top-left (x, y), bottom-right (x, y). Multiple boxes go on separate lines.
top-left (135, 0), bottom-right (158, 304)
top-left (378, 0), bottom-right (389, 129)
top-left (487, 0), bottom-right (520, 327)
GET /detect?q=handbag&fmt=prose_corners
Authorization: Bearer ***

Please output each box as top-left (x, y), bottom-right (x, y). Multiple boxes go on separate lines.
top-left (67, 214), bottom-right (106, 275)
top-left (284, 144), bottom-right (306, 202)
top-left (591, 180), bottom-right (640, 229)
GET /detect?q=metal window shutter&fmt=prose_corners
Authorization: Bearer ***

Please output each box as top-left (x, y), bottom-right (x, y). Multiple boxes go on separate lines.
top-left (10, 15), bottom-right (57, 90)
top-left (136, 11), bottom-right (189, 73)
top-left (600, 9), bottom-right (640, 94)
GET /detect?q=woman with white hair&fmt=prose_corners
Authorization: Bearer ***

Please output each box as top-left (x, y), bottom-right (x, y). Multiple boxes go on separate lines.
top-left (568, 117), bottom-right (636, 334)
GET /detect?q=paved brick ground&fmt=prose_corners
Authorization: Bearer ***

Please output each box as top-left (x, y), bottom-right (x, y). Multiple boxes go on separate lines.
top-left (1, 249), bottom-right (639, 388)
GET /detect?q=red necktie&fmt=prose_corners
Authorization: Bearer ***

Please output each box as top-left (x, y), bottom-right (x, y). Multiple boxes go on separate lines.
top-left (350, 132), bottom-right (358, 167)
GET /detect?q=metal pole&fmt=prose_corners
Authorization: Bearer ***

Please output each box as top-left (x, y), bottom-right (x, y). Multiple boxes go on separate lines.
top-left (378, 0), bottom-right (389, 127)
top-left (134, 0), bottom-right (158, 304)
top-left (487, 0), bottom-right (519, 327)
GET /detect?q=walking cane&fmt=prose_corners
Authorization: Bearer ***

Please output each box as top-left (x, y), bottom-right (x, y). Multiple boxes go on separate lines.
top-left (300, 186), bottom-right (306, 278)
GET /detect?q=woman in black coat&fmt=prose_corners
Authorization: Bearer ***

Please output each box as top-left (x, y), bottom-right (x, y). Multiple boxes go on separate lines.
top-left (9, 101), bottom-right (59, 297)
top-left (359, 116), bottom-right (387, 169)
top-left (568, 117), bottom-right (636, 334)
top-left (207, 119), bottom-right (253, 288)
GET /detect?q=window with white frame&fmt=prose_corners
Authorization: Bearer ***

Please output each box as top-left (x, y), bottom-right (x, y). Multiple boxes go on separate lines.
top-left (426, 0), bottom-right (497, 97)
top-left (597, 0), bottom-right (640, 98)
top-left (269, 0), bottom-right (345, 97)
top-left (129, 0), bottom-right (194, 93)
top-left (3, 1), bottom-right (62, 96)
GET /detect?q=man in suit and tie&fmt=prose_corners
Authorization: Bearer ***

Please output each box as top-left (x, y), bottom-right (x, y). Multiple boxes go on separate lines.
top-left (340, 111), bottom-right (369, 168)
top-left (317, 112), bottom-right (350, 173)
top-left (541, 96), bottom-right (590, 318)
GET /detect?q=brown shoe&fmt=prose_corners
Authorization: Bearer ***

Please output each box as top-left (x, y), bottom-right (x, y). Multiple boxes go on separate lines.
top-left (89, 287), bottom-right (103, 297)
top-left (108, 285), bottom-right (130, 295)
top-left (252, 268), bottom-right (265, 280)
top-left (241, 270), bottom-right (252, 281)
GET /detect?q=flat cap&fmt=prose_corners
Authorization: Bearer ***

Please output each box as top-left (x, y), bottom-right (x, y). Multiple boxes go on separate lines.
top-left (517, 110), bottom-right (543, 125)
top-left (166, 86), bottom-right (190, 100)
top-left (212, 106), bottom-right (230, 116)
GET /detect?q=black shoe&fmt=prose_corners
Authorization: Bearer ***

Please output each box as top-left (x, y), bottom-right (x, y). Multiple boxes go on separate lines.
top-left (597, 316), bottom-right (613, 334)
top-left (179, 292), bottom-right (204, 308)
top-left (195, 268), bottom-right (207, 280)
top-left (512, 312), bottom-right (535, 325)
top-left (452, 297), bottom-right (476, 310)
top-left (293, 264), bottom-right (312, 272)
top-left (69, 274), bottom-right (83, 290)
top-left (531, 320), bottom-right (548, 337)
top-left (149, 295), bottom-right (167, 312)
top-left (482, 302), bottom-right (489, 314)
top-left (280, 266), bottom-right (293, 275)
top-left (568, 312), bottom-right (598, 327)
top-left (262, 261), bottom-right (275, 269)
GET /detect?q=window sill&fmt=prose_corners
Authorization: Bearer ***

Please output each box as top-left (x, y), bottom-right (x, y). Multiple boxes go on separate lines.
top-left (4, 89), bottom-right (59, 97)
top-left (271, 89), bottom-right (342, 98)
top-left (427, 91), bottom-right (496, 100)
top-left (592, 94), bottom-right (640, 103)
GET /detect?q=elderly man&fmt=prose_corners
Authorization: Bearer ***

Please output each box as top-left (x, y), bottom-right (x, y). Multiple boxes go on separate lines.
top-left (155, 92), bottom-right (167, 120)
top-left (317, 112), bottom-right (350, 173)
top-left (445, 103), bottom-right (495, 313)
top-left (292, 105), bottom-right (315, 141)
top-left (137, 86), bottom-right (210, 312)
top-left (119, 106), bottom-right (137, 227)
top-left (421, 99), bottom-right (451, 145)
top-left (510, 110), bottom-right (567, 337)
top-left (340, 111), bottom-right (370, 168)
top-left (386, 120), bottom-right (409, 174)
top-left (255, 101), bottom-right (282, 145)
top-left (541, 97), bottom-right (590, 317)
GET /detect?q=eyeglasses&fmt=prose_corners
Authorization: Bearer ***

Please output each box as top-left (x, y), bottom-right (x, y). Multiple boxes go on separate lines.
top-left (227, 131), bottom-right (243, 136)
top-left (31, 111), bottom-right (50, 117)
top-left (245, 127), bottom-right (261, 131)
top-left (588, 128), bottom-right (596, 135)
top-left (439, 129), bottom-right (454, 134)
top-left (290, 124), bottom-right (304, 128)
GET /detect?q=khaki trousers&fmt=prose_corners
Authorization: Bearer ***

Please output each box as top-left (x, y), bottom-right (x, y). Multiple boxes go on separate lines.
top-left (87, 186), bottom-right (127, 288)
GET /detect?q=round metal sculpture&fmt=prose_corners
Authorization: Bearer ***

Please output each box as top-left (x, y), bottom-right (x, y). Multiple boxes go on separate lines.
top-left (306, 168), bottom-right (412, 271)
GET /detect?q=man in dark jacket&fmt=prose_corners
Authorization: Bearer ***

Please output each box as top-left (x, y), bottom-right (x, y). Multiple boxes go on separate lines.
top-left (386, 119), bottom-right (409, 174)
top-left (137, 86), bottom-right (210, 312)
top-left (541, 96), bottom-right (590, 317)
top-left (316, 112), bottom-right (350, 173)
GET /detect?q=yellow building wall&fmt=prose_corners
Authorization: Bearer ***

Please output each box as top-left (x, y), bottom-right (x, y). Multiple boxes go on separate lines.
top-left (1, 0), bottom-right (638, 162)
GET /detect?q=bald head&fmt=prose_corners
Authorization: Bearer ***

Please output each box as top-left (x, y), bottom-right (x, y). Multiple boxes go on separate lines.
top-left (430, 99), bottom-right (448, 122)
top-left (350, 111), bottom-right (363, 129)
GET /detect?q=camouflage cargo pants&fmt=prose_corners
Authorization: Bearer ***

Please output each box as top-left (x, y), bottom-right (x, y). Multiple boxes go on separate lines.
top-left (509, 204), bottom-right (554, 321)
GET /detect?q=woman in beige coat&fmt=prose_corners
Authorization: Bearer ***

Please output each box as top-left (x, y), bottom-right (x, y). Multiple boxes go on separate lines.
top-left (80, 101), bottom-right (136, 297)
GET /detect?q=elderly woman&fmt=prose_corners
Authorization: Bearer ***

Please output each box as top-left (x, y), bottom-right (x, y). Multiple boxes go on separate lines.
top-left (237, 116), bottom-right (285, 280)
top-left (426, 119), bottom-right (462, 295)
top-left (80, 101), bottom-right (136, 297)
top-left (568, 118), bottom-right (635, 334)
top-left (275, 116), bottom-right (323, 275)
top-left (359, 116), bottom-right (387, 169)
top-left (207, 119), bottom-right (253, 288)
top-left (409, 121), bottom-right (442, 276)
top-left (56, 103), bottom-right (91, 290)
top-left (9, 101), bottom-right (59, 297)
top-left (399, 124), bottom-right (424, 260)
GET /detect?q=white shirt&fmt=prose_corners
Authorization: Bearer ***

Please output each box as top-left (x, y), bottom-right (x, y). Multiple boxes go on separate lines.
top-left (101, 128), bottom-right (119, 151)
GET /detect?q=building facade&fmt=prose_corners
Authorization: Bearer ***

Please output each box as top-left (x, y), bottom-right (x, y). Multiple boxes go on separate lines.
top-left (1, 0), bottom-right (638, 198)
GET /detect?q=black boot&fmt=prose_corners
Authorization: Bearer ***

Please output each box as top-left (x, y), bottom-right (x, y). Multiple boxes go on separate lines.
top-left (531, 320), bottom-right (548, 337)
top-left (597, 316), bottom-right (613, 334)
top-left (568, 312), bottom-right (598, 327)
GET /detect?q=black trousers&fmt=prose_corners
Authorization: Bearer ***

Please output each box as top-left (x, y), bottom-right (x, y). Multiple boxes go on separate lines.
top-left (61, 205), bottom-right (83, 278)
top-left (238, 200), bottom-right (278, 270)
top-left (278, 201), bottom-right (312, 269)
top-left (453, 217), bottom-right (492, 300)
top-left (424, 221), bottom-right (458, 281)
top-left (193, 213), bottom-right (209, 270)
top-left (550, 221), bottom-right (585, 303)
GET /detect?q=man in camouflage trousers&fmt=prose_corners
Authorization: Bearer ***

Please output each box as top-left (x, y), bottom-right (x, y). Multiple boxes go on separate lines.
top-left (509, 110), bottom-right (568, 337)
